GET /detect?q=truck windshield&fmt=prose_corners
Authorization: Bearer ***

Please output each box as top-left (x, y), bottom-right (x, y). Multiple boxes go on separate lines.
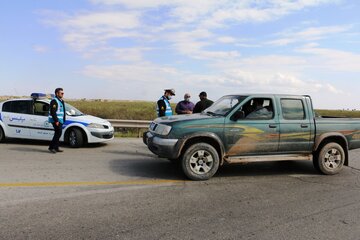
top-left (204, 95), bottom-right (248, 116)
top-left (65, 103), bottom-right (84, 116)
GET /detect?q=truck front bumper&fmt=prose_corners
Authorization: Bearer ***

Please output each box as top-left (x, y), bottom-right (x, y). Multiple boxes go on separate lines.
top-left (143, 131), bottom-right (181, 159)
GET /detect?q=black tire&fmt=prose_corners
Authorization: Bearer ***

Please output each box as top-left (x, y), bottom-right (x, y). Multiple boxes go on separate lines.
top-left (312, 154), bottom-right (321, 172)
top-left (0, 126), bottom-right (5, 142)
top-left (314, 142), bottom-right (345, 175)
top-left (182, 143), bottom-right (219, 181)
top-left (67, 128), bottom-right (84, 148)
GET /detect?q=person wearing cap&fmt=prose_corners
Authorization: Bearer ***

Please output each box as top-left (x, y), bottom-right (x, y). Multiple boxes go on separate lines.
top-left (193, 91), bottom-right (214, 113)
top-left (175, 93), bottom-right (194, 115)
top-left (157, 89), bottom-right (175, 117)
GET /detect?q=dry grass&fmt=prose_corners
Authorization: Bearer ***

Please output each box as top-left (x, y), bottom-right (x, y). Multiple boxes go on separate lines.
top-left (316, 110), bottom-right (360, 118)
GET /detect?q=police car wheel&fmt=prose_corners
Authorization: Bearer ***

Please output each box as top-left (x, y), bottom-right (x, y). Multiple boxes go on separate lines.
top-left (0, 126), bottom-right (4, 142)
top-left (67, 128), bottom-right (84, 148)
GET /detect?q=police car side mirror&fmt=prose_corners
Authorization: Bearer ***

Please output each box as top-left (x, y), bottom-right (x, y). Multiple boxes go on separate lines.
top-left (66, 109), bottom-right (76, 116)
top-left (231, 111), bottom-right (245, 121)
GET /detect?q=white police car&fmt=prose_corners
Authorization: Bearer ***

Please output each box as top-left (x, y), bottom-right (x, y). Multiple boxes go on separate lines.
top-left (0, 93), bottom-right (114, 147)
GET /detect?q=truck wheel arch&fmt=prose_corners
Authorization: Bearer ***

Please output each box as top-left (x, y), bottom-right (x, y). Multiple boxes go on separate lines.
top-left (179, 133), bottom-right (225, 165)
top-left (314, 133), bottom-right (349, 166)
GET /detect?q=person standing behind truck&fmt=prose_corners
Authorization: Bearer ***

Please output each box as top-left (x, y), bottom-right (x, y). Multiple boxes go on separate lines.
top-left (157, 89), bottom-right (175, 117)
top-left (193, 91), bottom-right (213, 113)
top-left (48, 88), bottom-right (66, 153)
top-left (175, 93), bottom-right (194, 114)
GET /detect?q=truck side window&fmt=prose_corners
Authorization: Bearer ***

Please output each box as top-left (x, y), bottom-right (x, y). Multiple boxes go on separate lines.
top-left (243, 98), bottom-right (274, 120)
top-left (281, 99), bottom-right (305, 120)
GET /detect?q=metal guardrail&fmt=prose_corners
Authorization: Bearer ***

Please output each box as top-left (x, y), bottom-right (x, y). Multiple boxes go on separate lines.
top-left (108, 119), bottom-right (151, 128)
top-left (107, 119), bottom-right (151, 137)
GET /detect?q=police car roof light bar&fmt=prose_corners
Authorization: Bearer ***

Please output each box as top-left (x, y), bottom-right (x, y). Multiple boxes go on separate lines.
top-left (31, 93), bottom-right (54, 99)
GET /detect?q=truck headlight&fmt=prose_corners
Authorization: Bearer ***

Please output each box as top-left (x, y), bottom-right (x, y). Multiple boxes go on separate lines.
top-left (154, 124), bottom-right (172, 136)
top-left (87, 123), bottom-right (105, 129)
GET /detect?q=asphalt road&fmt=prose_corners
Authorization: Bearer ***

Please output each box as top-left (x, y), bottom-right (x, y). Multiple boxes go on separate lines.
top-left (1, 138), bottom-right (360, 240)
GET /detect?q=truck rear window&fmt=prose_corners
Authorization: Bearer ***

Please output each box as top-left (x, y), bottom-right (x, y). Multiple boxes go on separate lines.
top-left (281, 99), bottom-right (305, 120)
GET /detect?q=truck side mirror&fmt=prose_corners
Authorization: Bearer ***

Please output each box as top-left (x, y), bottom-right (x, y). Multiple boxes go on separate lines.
top-left (231, 111), bottom-right (245, 121)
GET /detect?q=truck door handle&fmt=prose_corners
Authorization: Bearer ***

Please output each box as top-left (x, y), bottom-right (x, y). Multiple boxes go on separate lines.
top-left (269, 124), bottom-right (277, 128)
top-left (301, 124), bottom-right (308, 128)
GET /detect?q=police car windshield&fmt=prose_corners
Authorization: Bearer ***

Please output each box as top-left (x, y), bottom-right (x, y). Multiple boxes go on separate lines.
top-left (65, 103), bottom-right (84, 116)
top-left (204, 95), bottom-right (248, 116)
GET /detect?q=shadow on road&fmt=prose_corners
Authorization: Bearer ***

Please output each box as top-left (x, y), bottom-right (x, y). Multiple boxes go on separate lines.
top-left (110, 156), bottom-right (319, 181)
top-left (7, 147), bottom-right (51, 154)
top-left (216, 161), bottom-right (318, 178)
top-left (103, 150), bottom-right (155, 158)
top-left (3, 139), bottom-right (50, 146)
top-left (3, 139), bottom-right (108, 150)
top-left (109, 158), bottom-right (185, 180)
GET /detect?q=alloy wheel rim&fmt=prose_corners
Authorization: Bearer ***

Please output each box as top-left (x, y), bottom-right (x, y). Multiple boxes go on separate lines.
top-left (69, 131), bottom-right (77, 146)
top-left (189, 150), bottom-right (214, 175)
top-left (324, 148), bottom-right (342, 169)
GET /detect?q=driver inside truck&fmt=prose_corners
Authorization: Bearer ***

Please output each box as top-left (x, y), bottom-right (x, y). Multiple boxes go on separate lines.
top-left (246, 98), bottom-right (273, 119)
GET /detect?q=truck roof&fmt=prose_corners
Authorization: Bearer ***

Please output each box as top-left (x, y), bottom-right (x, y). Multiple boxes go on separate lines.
top-left (223, 93), bottom-right (311, 98)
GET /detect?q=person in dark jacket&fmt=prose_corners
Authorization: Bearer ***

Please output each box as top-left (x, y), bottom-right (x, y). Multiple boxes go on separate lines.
top-left (175, 93), bottom-right (194, 114)
top-left (48, 88), bottom-right (66, 153)
top-left (193, 91), bottom-right (213, 113)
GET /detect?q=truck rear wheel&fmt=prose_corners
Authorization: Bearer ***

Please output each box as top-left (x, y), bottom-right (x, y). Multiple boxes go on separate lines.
top-left (314, 142), bottom-right (345, 175)
top-left (182, 143), bottom-right (219, 181)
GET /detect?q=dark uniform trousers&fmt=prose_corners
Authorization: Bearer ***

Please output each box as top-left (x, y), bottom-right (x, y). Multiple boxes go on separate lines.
top-left (49, 123), bottom-right (63, 150)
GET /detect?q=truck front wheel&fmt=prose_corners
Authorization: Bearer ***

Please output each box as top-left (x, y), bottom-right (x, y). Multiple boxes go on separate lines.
top-left (182, 143), bottom-right (219, 181)
top-left (314, 142), bottom-right (345, 175)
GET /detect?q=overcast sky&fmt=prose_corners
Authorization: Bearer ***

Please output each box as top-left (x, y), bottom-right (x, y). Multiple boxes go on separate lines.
top-left (1, 0), bottom-right (360, 109)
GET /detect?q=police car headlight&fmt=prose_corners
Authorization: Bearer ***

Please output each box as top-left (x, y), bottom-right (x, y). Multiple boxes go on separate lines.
top-left (154, 124), bottom-right (172, 136)
top-left (87, 123), bottom-right (105, 129)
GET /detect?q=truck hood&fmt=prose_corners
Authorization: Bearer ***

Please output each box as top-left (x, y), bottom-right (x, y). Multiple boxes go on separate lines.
top-left (155, 113), bottom-right (220, 124)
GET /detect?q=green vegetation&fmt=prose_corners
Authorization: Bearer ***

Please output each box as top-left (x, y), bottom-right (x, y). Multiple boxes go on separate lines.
top-left (114, 129), bottom-right (148, 138)
top-left (67, 100), bottom-right (158, 120)
top-left (67, 100), bottom-right (178, 120)
top-left (67, 100), bottom-right (176, 138)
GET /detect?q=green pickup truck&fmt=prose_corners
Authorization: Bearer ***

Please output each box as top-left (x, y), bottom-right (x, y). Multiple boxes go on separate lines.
top-left (143, 94), bottom-right (360, 180)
